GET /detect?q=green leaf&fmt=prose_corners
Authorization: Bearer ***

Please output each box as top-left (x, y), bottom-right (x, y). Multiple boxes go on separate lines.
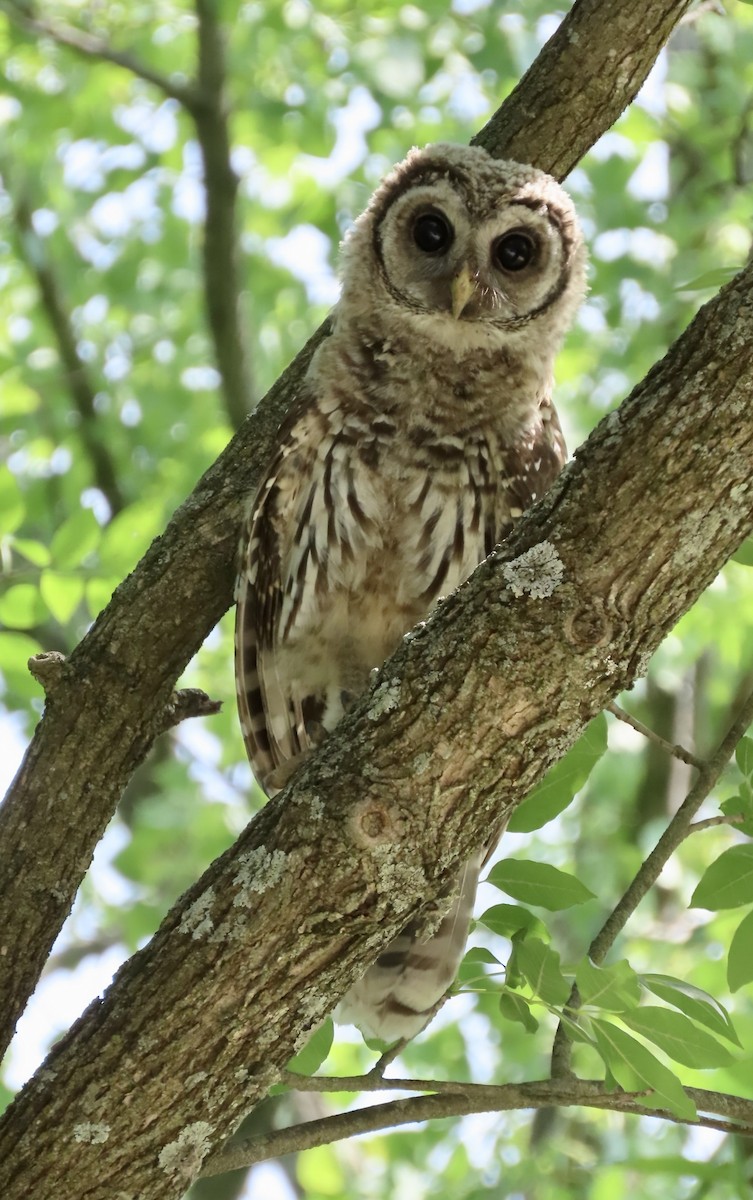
top-left (690, 844), bottom-right (753, 910)
top-left (732, 538), bottom-right (753, 567)
top-left (0, 630), bottom-right (43, 699)
top-left (287, 1018), bottom-right (333, 1075)
top-left (0, 370), bottom-right (39, 416)
top-left (7, 536), bottom-right (51, 568)
top-left (499, 989), bottom-right (538, 1033)
top-left (39, 571), bottom-right (84, 625)
top-left (50, 508), bottom-right (101, 569)
top-left (675, 267), bottom-right (739, 293)
top-left (297, 1144), bottom-right (345, 1196)
top-left (0, 584), bottom-right (46, 629)
top-left (487, 859), bottom-right (595, 910)
top-left (621, 1007), bottom-right (733, 1069)
top-left (476, 904), bottom-right (545, 939)
top-left (0, 466), bottom-right (24, 536)
top-left (98, 499), bottom-right (165, 574)
top-left (641, 975), bottom-right (741, 1046)
top-left (576, 958), bottom-right (641, 1013)
top-left (509, 713), bottom-right (608, 832)
top-left (720, 794), bottom-right (753, 838)
top-left (591, 1020), bottom-right (697, 1120)
top-left (516, 937), bottom-right (571, 1006)
top-left (736, 736), bottom-right (753, 778)
top-left (456, 946), bottom-right (502, 992)
top-left (728, 909), bottom-right (753, 992)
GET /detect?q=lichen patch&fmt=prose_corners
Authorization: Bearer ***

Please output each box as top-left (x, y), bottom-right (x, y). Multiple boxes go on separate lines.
top-left (501, 541), bottom-right (565, 599)
top-left (233, 847), bottom-right (288, 907)
top-left (180, 889), bottom-right (216, 939)
top-left (158, 1121), bottom-right (214, 1179)
top-left (73, 1122), bottom-right (111, 1145)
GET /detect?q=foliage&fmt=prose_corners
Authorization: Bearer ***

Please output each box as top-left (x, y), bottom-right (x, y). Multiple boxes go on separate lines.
top-left (2, 1), bottom-right (753, 1198)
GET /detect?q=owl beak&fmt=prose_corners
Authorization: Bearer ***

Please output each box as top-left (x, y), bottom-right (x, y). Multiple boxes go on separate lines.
top-left (450, 266), bottom-right (477, 319)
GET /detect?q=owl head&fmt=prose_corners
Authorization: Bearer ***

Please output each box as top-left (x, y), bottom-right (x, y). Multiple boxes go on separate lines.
top-left (338, 143), bottom-right (587, 357)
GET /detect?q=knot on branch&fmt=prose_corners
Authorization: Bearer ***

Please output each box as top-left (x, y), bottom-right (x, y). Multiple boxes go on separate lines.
top-left (348, 799), bottom-right (405, 848)
top-left (563, 601), bottom-right (613, 650)
top-left (28, 651), bottom-right (67, 696)
top-left (159, 688), bottom-right (222, 733)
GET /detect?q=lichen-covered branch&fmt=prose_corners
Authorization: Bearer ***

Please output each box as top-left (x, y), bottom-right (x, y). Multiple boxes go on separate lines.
top-left (2, 223), bottom-right (753, 1198)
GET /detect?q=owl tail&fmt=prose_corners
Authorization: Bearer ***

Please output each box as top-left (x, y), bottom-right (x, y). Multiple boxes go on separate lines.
top-left (334, 847), bottom-right (487, 1044)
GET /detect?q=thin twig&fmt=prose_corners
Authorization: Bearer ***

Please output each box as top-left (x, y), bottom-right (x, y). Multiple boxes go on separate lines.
top-left (689, 814), bottom-right (746, 834)
top-left (281, 1071), bottom-right (474, 1096)
top-left (608, 701), bottom-right (703, 769)
top-left (202, 1079), bottom-right (753, 1176)
top-left (552, 685), bottom-right (753, 1076)
top-left (7, 185), bottom-right (124, 514)
top-left (0, 0), bottom-right (200, 108)
top-left (367, 1039), bottom-right (408, 1079)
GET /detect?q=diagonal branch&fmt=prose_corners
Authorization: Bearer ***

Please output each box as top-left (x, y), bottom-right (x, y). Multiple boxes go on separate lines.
top-left (0, 0), bottom-right (200, 108)
top-left (472, 0), bottom-right (693, 177)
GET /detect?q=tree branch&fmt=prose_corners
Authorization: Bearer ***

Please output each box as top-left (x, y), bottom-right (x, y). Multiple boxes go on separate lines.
top-left (0, 0), bottom-right (200, 107)
top-left (472, 0), bottom-right (694, 177)
top-left (192, 0), bottom-right (255, 428)
top-left (204, 1079), bottom-right (753, 1176)
top-left (6, 184), bottom-right (124, 514)
top-left (607, 701), bottom-right (703, 769)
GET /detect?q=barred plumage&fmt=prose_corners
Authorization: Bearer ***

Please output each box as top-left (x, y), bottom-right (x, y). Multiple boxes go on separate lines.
top-left (235, 143), bottom-right (586, 1042)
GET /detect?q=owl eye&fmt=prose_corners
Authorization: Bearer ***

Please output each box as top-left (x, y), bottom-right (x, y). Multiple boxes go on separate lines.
top-left (412, 211), bottom-right (454, 255)
top-left (493, 231), bottom-right (536, 272)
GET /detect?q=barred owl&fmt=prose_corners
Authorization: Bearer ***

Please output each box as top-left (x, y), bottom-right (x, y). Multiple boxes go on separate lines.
top-left (235, 143), bottom-right (587, 1043)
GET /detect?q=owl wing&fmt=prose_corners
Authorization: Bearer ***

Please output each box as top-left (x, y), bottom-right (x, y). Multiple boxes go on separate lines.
top-left (235, 399), bottom-right (329, 796)
top-left (502, 396), bottom-right (567, 521)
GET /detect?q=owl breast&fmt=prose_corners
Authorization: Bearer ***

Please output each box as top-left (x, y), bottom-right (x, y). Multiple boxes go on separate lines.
top-left (274, 416), bottom-right (514, 708)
